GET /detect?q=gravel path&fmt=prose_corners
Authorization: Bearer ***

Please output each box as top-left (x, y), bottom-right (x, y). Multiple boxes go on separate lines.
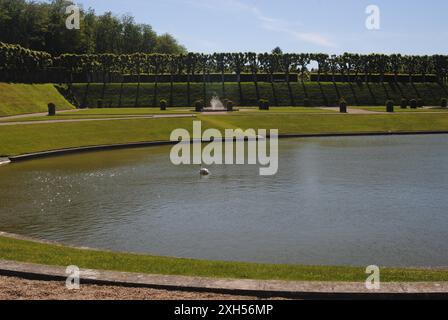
top-left (319, 107), bottom-right (386, 114)
top-left (0, 114), bottom-right (196, 126)
top-left (0, 275), bottom-right (282, 300)
top-left (0, 109), bottom-right (82, 120)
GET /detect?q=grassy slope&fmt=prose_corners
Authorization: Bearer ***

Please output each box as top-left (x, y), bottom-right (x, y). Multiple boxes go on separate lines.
top-left (71, 82), bottom-right (448, 108)
top-left (1, 235), bottom-right (448, 282)
top-left (1, 113), bottom-right (448, 156)
top-left (0, 83), bottom-right (75, 117)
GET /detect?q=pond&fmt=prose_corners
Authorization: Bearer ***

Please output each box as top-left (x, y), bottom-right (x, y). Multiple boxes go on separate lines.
top-left (1, 135), bottom-right (448, 267)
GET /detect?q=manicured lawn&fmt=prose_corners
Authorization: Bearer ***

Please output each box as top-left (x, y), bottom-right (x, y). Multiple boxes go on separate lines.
top-left (238, 107), bottom-right (334, 113)
top-left (1, 113), bottom-right (448, 156)
top-left (0, 117), bottom-right (195, 156)
top-left (1, 235), bottom-right (448, 282)
top-left (0, 83), bottom-right (75, 116)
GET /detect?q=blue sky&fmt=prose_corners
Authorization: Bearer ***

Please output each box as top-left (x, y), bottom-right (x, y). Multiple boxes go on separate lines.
top-left (74, 0), bottom-right (448, 54)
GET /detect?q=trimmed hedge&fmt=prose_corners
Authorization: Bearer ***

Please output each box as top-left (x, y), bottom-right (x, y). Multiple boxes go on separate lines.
top-left (71, 82), bottom-right (448, 107)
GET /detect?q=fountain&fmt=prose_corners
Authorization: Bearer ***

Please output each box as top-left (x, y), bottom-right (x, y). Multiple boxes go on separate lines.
top-left (210, 96), bottom-right (225, 111)
top-left (203, 96), bottom-right (229, 112)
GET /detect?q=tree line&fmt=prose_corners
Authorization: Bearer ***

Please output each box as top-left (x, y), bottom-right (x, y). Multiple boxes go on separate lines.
top-left (2, 42), bottom-right (448, 106)
top-left (0, 0), bottom-right (186, 55)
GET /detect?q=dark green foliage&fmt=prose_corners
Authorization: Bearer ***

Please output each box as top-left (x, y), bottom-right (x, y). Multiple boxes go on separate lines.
top-left (47, 103), bottom-right (56, 116)
top-left (400, 98), bottom-right (408, 109)
top-left (303, 98), bottom-right (311, 107)
top-left (417, 99), bottom-right (424, 108)
top-left (259, 99), bottom-right (270, 110)
top-left (71, 82), bottom-right (447, 108)
top-left (386, 100), bottom-right (395, 113)
top-left (0, 0), bottom-right (186, 55)
top-left (339, 98), bottom-right (347, 113)
top-left (226, 100), bottom-right (234, 111)
top-left (442, 98), bottom-right (447, 108)
top-left (410, 99), bottom-right (418, 109)
top-left (97, 99), bottom-right (103, 108)
top-left (159, 99), bottom-right (167, 110)
top-left (194, 99), bottom-right (203, 112)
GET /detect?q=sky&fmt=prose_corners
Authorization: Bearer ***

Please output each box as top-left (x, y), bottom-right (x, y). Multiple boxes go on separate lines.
top-left (73, 0), bottom-right (448, 54)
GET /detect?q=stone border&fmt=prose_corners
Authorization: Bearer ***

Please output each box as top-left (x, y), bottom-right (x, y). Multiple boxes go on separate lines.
top-left (9, 141), bottom-right (179, 161)
top-left (0, 157), bottom-right (11, 166)
top-left (2, 259), bottom-right (448, 299)
top-left (7, 131), bottom-right (448, 162)
top-left (1, 233), bottom-right (448, 299)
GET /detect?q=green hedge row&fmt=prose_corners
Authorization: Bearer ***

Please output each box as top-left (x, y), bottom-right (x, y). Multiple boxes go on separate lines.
top-left (71, 82), bottom-right (447, 107)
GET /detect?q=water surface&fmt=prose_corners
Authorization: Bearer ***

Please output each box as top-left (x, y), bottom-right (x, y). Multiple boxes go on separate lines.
top-left (1, 135), bottom-right (448, 267)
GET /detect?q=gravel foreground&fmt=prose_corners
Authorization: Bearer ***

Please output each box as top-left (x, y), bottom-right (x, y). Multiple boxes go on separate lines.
top-left (0, 275), bottom-right (284, 300)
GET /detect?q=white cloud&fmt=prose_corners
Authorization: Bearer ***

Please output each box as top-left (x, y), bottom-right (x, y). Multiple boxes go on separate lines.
top-left (184, 0), bottom-right (336, 48)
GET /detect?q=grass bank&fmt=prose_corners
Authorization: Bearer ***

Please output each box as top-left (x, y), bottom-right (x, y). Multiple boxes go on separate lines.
top-left (1, 112), bottom-right (448, 156)
top-left (71, 82), bottom-right (447, 108)
top-left (0, 83), bottom-right (74, 117)
top-left (1, 235), bottom-right (448, 282)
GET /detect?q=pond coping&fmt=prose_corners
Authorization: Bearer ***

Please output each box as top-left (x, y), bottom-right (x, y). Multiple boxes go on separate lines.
top-left (0, 157), bottom-right (11, 166)
top-left (1, 232), bottom-right (448, 299)
top-left (7, 130), bottom-right (448, 162)
top-left (1, 258), bottom-right (448, 299)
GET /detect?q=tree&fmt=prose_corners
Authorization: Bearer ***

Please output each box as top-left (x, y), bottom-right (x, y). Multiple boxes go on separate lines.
top-left (272, 47), bottom-right (283, 55)
top-left (150, 53), bottom-right (166, 106)
top-left (167, 54), bottom-right (180, 106)
top-left (155, 34), bottom-right (187, 54)
top-left (0, 1), bottom-right (187, 55)
top-left (214, 53), bottom-right (228, 98)
top-left (403, 55), bottom-right (418, 83)
top-left (131, 53), bottom-right (145, 107)
top-left (229, 53), bottom-right (246, 104)
top-left (280, 53), bottom-right (295, 105)
top-left (117, 54), bottom-right (130, 107)
top-left (247, 52), bottom-right (260, 101)
top-left (183, 52), bottom-right (196, 106)
top-left (259, 53), bottom-right (280, 105)
top-left (433, 55), bottom-right (448, 92)
top-left (198, 53), bottom-right (210, 108)
top-left (312, 53), bottom-right (329, 82)
top-left (418, 55), bottom-right (432, 83)
top-left (140, 25), bottom-right (158, 53)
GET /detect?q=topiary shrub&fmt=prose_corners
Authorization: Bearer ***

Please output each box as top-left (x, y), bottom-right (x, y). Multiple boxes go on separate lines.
top-left (386, 100), bottom-right (394, 113)
top-left (47, 103), bottom-right (56, 116)
top-left (226, 100), bottom-right (234, 111)
top-left (400, 98), bottom-right (408, 109)
top-left (259, 99), bottom-right (269, 110)
top-left (97, 99), bottom-right (103, 108)
top-left (441, 98), bottom-right (447, 108)
top-left (410, 99), bottom-right (418, 109)
top-left (194, 99), bottom-right (203, 112)
top-left (160, 99), bottom-right (167, 110)
top-left (339, 98), bottom-right (347, 113)
top-left (417, 98), bottom-right (424, 108)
